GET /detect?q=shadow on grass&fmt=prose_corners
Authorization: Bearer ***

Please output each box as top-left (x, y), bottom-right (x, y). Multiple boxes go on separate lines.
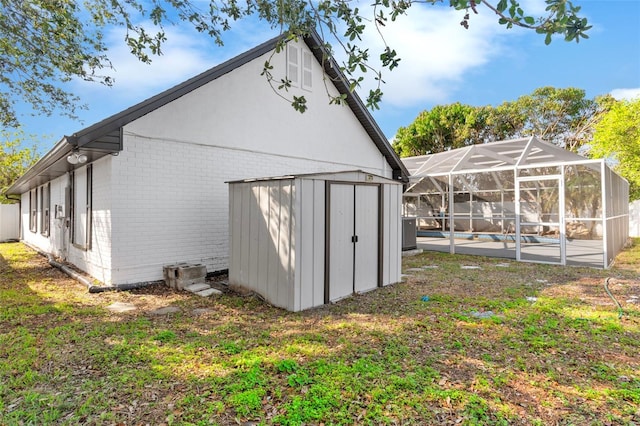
top-left (1, 241), bottom-right (639, 425)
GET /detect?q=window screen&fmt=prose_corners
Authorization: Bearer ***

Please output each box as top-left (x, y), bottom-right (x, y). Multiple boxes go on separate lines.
top-left (29, 189), bottom-right (37, 233)
top-left (41, 183), bottom-right (50, 237)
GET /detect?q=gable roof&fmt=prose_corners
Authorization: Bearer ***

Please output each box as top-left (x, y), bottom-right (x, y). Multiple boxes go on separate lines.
top-left (6, 31), bottom-right (408, 196)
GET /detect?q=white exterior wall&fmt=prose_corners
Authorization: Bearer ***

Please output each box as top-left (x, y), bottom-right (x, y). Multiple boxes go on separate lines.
top-left (18, 156), bottom-right (114, 284)
top-left (108, 39), bottom-right (397, 285)
top-left (47, 174), bottom-right (68, 259)
top-left (0, 204), bottom-right (19, 241)
top-left (123, 39), bottom-right (391, 176)
top-left (66, 157), bottom-right (113, 284)
top-left (20, 174), bottom-right (67, 257)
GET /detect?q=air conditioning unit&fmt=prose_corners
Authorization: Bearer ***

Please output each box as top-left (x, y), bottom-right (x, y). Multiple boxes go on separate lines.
top-left (402, 217), bottom-right (417, 251)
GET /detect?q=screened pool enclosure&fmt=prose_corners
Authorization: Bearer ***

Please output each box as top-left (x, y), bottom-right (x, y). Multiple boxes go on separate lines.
top-left (402, 137), bottom-right (629, 268)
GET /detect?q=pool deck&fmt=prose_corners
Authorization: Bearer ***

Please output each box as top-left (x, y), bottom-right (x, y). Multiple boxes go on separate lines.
top-left (416, 235), bottom-right (605, 268)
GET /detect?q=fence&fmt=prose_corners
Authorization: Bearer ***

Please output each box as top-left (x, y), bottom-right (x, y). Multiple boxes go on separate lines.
top-left (0, 204), bottom-right (19, 241)
top-left (630, 200), bottom-right (640, 238)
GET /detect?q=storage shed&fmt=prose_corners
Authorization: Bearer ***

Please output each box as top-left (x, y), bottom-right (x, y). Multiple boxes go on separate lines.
top-left (228, 170), bottom-right (402, 311)
top-left (402, 137), bottom-right (629, 268)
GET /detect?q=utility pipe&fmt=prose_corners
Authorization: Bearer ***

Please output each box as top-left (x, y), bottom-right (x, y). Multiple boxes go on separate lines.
top-left (23, 241), bottom-right (153, 293)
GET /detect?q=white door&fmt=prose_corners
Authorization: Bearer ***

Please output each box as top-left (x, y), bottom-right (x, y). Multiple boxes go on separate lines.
top-left (329, 184), bottom-right (355, 302)
top-left (354, 185), bottom-right (379, 293)
top-left (328, 183), bottom-right (380, 302)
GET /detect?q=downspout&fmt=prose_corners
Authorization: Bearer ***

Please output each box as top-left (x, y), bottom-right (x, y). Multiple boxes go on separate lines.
top-left (23, 241), bottom-right (154, 293)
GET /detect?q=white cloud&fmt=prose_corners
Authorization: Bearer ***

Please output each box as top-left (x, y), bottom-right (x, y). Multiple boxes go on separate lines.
top-left (610, 88), bottom-right (640, 100)
top-left (518, 0), bottom-right (550, 17)
top-left (73, 21), bottom-right (275, 102)
top-left (105, 29), bottom-right (217, 93)
top-left (355, 3), bottom-right (517, 107)
top-left (77, 26), bottom-right (222, 101)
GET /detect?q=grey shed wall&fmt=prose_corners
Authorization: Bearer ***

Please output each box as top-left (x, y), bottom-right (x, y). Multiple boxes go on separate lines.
top-left (228, 171), bottom-right (402, 311)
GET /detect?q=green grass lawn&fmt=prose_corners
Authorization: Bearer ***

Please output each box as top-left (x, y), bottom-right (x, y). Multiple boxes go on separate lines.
top-left (1, 241), bottom-right (639, 425)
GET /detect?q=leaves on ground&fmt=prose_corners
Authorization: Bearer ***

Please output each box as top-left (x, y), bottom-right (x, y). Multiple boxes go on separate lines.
top-left (1, 241), bottom-right (639, 425)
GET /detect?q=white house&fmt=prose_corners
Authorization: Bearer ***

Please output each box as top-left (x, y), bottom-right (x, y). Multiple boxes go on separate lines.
top-left (6, 32), bottom-right (408, 286)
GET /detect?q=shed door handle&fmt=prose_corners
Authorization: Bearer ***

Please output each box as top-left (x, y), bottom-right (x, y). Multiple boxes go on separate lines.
top-left (352, 235), bottom-right (358, 243)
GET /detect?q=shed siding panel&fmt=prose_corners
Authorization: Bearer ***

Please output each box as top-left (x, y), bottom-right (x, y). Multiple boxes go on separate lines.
top-left (382, 184), bottom-right (390, 285)
top-left (266, 182), bottom-right (282, 306)
top-left (256, 184), bottom-right (272, 299)
top-left (387, 184), bottom-right (402, 285)
top-left (230, 180), bottom-right (297, 310)
top-left (312, 180), bottom-right (326, 308)
top-left (248, 184), bottom-right (261, 291)
top-left (229, 183), bottom-right (241, 285)
top-left (298, 179), bottom-right (318, 310)
top-left (278, 182), bottom-right (294, 310)
top-left (242, 184), bottom-right (254, 285)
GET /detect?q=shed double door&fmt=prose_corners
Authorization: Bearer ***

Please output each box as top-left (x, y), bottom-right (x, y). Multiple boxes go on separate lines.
top-left (327, 183), bottom-right (380, 302)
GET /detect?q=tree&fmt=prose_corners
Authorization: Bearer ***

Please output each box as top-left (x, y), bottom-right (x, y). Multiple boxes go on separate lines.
top-left (588, 98), bottom-right (640, 200)
top-left (393, 103), bottom-right (491, 156)
top-left (505, 86), bottom-right (606, 152)
top-left (392, 86), bottom-right (606, 157)
top-left (0, 129), bottom-right (39, 203)
top-left (0, 0), bottom-right (590, 127)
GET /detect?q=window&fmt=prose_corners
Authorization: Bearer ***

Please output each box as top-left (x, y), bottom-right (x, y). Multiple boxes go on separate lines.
top-left (301, 51), bottom-right (313, 91)
top-left (287, 44), bottom-right (313, 91)
top-left (29, 189), bottom-right (37, 233)
top-left (40, 183), bottom-right (50, 237)
top-left (71, 165), bottom-right (92, 250)
top-left (287, 44), bottom-right (300, 87)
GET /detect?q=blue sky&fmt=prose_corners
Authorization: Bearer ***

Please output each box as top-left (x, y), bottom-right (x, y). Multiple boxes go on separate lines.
top-left (14, 0), bottom-right (640, 153)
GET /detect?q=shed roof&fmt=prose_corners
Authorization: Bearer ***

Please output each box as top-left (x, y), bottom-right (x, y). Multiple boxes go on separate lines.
top-left (227, 169), bottom-right (400, 184)
top-left (7, 31), bottom-right (408, 195)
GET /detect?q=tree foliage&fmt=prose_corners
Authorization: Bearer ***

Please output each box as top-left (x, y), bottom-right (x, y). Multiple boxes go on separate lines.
top-left (589, 98), bottom-right (640, 200)
top-left (0, 129), bottom-right (39, 203)
top-left (0, 0), bottom-right (590, 127)
top-left (392, 86), bottom-right (609, 157)
top-left (393, 103), bottom-right (494, 156)
top-left (509, 86), bottom-right (605, 152)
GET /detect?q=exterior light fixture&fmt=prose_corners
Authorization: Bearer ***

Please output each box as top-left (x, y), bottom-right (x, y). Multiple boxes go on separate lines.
top-left (67, 151), bottom-right (88, 165)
